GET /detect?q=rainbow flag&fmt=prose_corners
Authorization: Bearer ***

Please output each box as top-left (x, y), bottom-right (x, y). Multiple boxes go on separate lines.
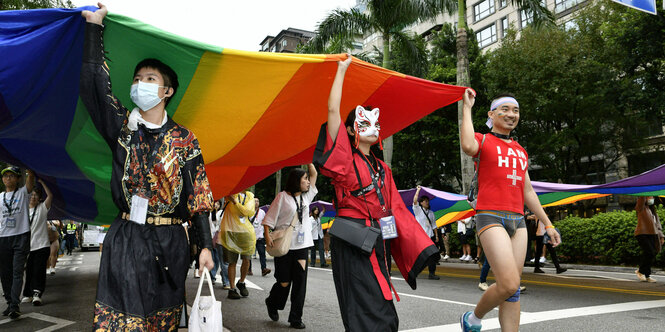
top-left (0, 8), bottom-right (467, 223)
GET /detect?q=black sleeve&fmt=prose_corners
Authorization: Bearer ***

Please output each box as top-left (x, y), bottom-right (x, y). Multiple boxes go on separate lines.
top-left (191, 213), bottom-right (213, 250)
top-left (79, 22), bottom-right (129, 148)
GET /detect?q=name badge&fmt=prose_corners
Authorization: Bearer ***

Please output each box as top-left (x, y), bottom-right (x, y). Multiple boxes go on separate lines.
top-left (297, 230), bottom-right (305, 244)
top-left (379, 215), bottom-right (398, 239)
top-left (5, 218), bottom-right (16, 229)
top-left (130, 195), bottom-right (148, 225)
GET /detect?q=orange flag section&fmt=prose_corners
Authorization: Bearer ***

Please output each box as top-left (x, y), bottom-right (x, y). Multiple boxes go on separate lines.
top-left (178, 51), bottom-right (467, 197)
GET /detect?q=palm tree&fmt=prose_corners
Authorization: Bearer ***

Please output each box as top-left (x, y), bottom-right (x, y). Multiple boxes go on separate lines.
top-left (313, 0), bottom-right (452, 168)
top-left (313, 0), bottom-right (552, 182)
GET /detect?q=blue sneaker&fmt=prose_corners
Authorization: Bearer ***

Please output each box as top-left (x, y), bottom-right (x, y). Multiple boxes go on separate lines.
top-left (460, 311), bottom-right (482, 332)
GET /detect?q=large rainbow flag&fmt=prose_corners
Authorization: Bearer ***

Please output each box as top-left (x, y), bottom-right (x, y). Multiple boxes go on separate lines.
top-left (406, 163), bottom-right (665, 226)
top-left (0, 7), bottom-right (467, 224)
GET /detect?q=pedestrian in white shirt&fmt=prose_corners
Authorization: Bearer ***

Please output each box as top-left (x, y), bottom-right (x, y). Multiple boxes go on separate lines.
top-left (413, 186), bottom-right (439, 279)
top-left (308, 206), bottom-right (328, 268)
top-left (263, 165), bottom-right (318, 329)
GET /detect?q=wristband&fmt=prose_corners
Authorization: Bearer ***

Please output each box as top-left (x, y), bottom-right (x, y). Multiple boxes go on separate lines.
top-left (545, 225), bottom-right (555, 229)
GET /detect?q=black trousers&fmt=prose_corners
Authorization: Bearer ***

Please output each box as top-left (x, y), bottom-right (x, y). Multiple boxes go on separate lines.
top-left (331, 236), bottom-right (398, 332)
top-left (23, 246), bottom-right (50, 297)
top-left (64, 234), bottom-right (76, 254)
top-left (636, 234), bottom-right (659, 278)
top-left (0, 232), bottom-right (30, 311)
top-left (534, 235), bottom-right (562, 269)
top-left (266, 248), bottom-right (308, 324)
top-left (428, 236), bottom-right (438, 274)
top-left (310, 239), bottom-right (326, 266)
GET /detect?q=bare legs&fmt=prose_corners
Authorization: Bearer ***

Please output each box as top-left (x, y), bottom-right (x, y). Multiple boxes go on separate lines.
top-left (474, 227), bottom-right (527, 332)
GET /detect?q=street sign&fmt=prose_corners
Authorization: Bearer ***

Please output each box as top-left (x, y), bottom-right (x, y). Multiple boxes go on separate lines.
top-left (613, 0), bottom-right (658, 15)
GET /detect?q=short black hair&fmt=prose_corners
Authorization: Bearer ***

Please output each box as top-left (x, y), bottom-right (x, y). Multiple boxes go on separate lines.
top-left (133, 58), bottom-right (179, 107)
top-left (418, 196), bottom-right (430, 204)
top-left (285, 168), bottom-right (308, 195)
top-left (344, 105), bottom-right (374, 129)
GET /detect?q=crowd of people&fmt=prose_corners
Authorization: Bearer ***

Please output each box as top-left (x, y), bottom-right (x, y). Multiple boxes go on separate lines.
top-left (0, 4), bottom-right (661, 332)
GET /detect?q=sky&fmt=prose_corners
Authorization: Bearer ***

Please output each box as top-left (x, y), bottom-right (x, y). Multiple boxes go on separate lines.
top-left (70, 0), bottom-right (358, 51)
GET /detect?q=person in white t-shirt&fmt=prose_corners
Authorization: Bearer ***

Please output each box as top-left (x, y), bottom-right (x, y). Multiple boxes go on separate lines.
top-left (0, 166), bottom-right (35, 319)
top-left (308, 206), bottom-right (327, 268)
top-left (263, 164), bottom-right (318, 329)
top-left (251, 198), bottom-right (270, 276)
top-left (413, 186), bottom-right (440, 280)
top-left (21, 179), bottom-right (53, 306)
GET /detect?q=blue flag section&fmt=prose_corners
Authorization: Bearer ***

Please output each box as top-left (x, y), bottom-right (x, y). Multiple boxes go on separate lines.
top-left (613, 0), bottom-right (657, 14)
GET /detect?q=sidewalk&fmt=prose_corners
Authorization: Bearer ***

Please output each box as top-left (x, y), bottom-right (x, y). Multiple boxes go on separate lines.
top-left (433, 257), bottom-right (665, 275)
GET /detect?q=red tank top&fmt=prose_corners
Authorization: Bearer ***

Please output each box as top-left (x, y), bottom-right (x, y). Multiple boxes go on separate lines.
top-left (473, 133), bottom-right (528, 214)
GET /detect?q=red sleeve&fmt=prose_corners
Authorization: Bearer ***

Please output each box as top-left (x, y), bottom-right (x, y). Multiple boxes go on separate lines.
top-left (313, 123), bottom-right (353, 184)
top-left (383, 166), bottom-right (438, 290)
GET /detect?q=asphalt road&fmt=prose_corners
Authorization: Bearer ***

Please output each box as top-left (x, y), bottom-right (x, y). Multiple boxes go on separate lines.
top-left (1, 251), bottom-right (664, 331)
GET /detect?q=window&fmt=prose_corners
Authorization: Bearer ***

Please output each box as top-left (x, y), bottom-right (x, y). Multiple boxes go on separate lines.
top-left (476, 24), bottom-right (497, 48)
top-left (500, 0), bottom-right (507, 7)
top-left (555, 0), bottom-right (584, 13)
top-left (520, 9), bottom-right (533, 28)
top-left (281, 40), bottom-right (288, 47)
top-left (474, 0), bottom-right (495, 22)
top-left (501, 17), bottom-right (509, 37)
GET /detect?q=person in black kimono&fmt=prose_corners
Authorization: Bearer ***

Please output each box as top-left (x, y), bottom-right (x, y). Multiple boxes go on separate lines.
top-left (81, 5), bottom-right (214, 330)
top-left (313, 54), bottom-right (438, 331)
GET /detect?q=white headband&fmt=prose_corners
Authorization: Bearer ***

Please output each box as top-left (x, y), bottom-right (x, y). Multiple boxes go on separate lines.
top-left (487, 97), bottom-right (519, 128)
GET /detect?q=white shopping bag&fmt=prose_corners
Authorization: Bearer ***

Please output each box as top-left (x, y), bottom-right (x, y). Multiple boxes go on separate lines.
top-left (189, 267), bottom-right (223, 332)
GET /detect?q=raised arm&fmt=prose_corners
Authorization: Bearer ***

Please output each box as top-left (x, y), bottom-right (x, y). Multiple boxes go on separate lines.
top-left (413, 185), bottom-right (421, 205)
top-left (38, 179), bottom-right (53, 210)
top-left (25, 169), bottom-right (35, 193)
top-left (80, 3), bottom-right (130, 147)
top-left (327, 54), bottom-right (352, 141)
top-left (523, 171), bottom-right (560, 246)
top-left (308, 163), bottom-right (318, 187)
top-left (460, 88), bottom-right (479, 156)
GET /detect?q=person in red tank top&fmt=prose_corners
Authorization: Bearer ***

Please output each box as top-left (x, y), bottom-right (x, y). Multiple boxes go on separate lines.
top-left (458, 90), bottom-right (562, 332)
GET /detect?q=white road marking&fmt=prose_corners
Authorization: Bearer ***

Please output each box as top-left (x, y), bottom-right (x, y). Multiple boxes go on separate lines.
top-left (403, 299), bottom-right (665, 332)
top-left (236, 277), bottom-right (263, 291)
top-left (398, 292), bottom-right (483, 308)
top-left (0, 312), bottom-right (75, 331)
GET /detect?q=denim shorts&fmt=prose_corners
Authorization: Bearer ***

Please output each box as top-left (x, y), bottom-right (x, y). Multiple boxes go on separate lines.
top-left (475, 211), bottom-right (525, 237)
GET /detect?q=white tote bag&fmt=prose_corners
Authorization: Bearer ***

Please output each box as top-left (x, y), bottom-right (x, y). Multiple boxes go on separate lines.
top-left (189, 267), bottom-right (223, 332)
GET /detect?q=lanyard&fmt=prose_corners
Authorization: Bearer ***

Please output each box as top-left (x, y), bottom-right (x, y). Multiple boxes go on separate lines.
top-left (3, 190), bottom-right (17, 216)
top-left (292, 194), bottom-right (303, 224)
top-left (358, 153), bottom-right (387, 211)
top-left (29, 206), bottom-right (37, 225)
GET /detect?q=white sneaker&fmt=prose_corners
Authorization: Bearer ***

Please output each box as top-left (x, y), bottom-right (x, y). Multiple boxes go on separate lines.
top-left (32, 292), bottom-right (42, 306)
top-left (194, 269), bottom-right (200, 278)
top-left (529, 258), bottom-right (535, 263)
top-left (50, 267), bottom-right (56, 275)
top-left (478, 282), bottom-right (488, 291)
top-left (443, 255), bottom-right (450, 260)
top-left (466, 256), bottom-right (473, 261)
top-left (21, 297), bottom-right (32, 303)
top-left (539, 256), bottom-right (546, 263)
top-left (459, 255), bottom-right (467, 261)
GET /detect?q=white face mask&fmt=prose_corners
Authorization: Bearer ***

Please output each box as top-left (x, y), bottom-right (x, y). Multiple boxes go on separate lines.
top-left (647, 198), bottom-right (655, 205)
top-left (130, 81), bottom-right (165, 111)
top-left (354, 106), bottom-right (380, 137)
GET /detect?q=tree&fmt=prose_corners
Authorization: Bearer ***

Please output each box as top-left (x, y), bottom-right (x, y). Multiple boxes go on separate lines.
top-left (482, 4), bottom-right (645, 187)
top-left (441, 0), bottom-right (554, 194)
top-left (0, 0), bottom-right (73, 10)
top-left (392, 23), bottom-right (489, 191)
top-left (311, 0), bottom-right (454, 168)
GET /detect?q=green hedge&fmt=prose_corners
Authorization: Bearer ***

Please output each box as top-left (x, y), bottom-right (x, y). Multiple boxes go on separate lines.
top-left (555, 206), bottom-right (665, 266)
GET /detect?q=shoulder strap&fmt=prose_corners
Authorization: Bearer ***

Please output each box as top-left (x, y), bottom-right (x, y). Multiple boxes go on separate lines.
top-left (472, 134), bottom-right (487, 168)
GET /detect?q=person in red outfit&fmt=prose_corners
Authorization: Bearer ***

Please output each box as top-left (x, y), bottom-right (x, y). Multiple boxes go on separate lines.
top-left (459, 90), bottom-right (561, 332)
top-left (313, 54), bottom-right (438, 331)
